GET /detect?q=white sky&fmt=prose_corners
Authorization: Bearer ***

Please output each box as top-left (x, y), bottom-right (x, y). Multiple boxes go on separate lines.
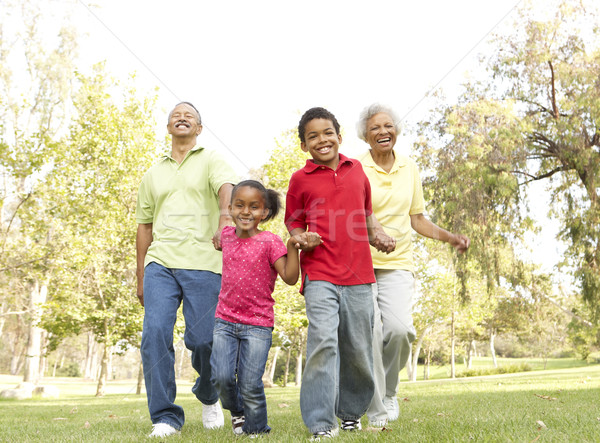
top-left (68, 0), bottom-right (521, 173)
top-left (16, 0), bottom-right (571, 278)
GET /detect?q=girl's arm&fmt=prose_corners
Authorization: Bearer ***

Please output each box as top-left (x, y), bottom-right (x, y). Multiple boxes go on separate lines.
top-left (273, 238), bottom-right (301, 285)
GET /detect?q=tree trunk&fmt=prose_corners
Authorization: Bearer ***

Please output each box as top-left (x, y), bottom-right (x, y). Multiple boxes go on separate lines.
top-left (266, 346), bottom-right (280, 385)
top-left (424, 347), bottom-right (431, 380)
top-left (295, 333), bottom-right (305, 386)
top-left (84, 332), bottom-right (95, 379)
top-left (406, 344), bottom-right (413, 381)
top-left (450, 311), bottom-right (456, 379)
top-left (136, 358), bottom-right (144, 395)
top-left (176, 340), bottom-right (185, 379)
top-left (283, 346), bottom-right (292, 387)
top-left (490, 329), bottom-right (498, 368)
top-left (23, 280), bottom-right (48, 384)
top-left (38, 330), bottom-right (48, 379)
top-left (466, 339), bottom-right (474, 369)
top-left (410, 325), bottom-right (432, 382)
top-left (96, 341), bottom-right (109, 397)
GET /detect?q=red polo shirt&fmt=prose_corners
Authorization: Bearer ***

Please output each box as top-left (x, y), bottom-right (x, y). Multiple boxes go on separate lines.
top-left (285, 154), bottom-right (375, 292)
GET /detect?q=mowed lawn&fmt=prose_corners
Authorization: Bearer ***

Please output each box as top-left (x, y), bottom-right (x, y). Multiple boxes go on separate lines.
top-left (0, 360), bottom-right (598, 442)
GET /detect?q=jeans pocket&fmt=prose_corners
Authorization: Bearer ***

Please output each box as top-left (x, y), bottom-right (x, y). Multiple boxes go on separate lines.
top-left (248, 325), bottom-right (272, 340)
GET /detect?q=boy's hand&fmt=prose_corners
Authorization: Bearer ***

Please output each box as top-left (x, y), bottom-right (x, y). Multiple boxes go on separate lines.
top-left (370, 229), bottom-right (396, 254)
top-left (290, 231), bottom-right (322, 251)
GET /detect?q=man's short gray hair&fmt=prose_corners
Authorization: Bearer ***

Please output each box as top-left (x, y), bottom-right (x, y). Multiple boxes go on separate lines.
top-left (168, 101), bottom-right (202, 124)
top-left (356, 103), bottom-right (401, 142)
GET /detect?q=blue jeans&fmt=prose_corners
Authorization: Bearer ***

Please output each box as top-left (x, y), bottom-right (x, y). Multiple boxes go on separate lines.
top-left (300, 277), bottom-right (375, 433)
top-left (211, 318), bottom-right (272, 434)
top-left (141, 262), bottom-right (221, 430)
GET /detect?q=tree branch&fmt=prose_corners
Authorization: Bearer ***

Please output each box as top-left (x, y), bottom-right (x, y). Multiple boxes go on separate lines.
top-left (548, 61), bottom-right (559, 119)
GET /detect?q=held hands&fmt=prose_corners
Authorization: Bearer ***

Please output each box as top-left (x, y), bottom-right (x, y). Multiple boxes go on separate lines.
top-left (370, 227), bottom-right (396, 254)
top-left (290, 231), bottom-right (323, 251)
top-left (450, 233), bottom-right (470, 254)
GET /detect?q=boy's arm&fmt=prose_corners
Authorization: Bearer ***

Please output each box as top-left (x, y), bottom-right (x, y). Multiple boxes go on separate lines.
top-left (273, 238), bottom-right (302, 285)
top-left (366, 214), bottom-right (396, 254)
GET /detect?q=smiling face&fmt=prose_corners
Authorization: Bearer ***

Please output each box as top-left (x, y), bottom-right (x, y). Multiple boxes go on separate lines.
top-left (300, 118), bottom-right (342, 169)
top-left (229, 185), bottom-right (268, 238)
top-left (167, 103), bottom-right (202, 138)
top-left (365, 112), bottom-right (397, 154)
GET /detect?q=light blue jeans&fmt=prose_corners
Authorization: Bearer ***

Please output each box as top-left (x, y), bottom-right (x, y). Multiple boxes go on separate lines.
top-left (141, 262), bottom-right (221, 430)
top-left (300, 277), bottom-right (375, 433)
top-left (211, 318), bottom-right (272, 434)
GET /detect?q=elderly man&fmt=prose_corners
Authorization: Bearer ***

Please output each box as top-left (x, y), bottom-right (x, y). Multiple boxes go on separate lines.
top-left (136, 102), bottom-right (237, 438)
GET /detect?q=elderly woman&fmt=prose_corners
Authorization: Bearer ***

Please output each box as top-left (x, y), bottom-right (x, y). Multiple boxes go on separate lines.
top-left (356, 104), bottom-right (470, 427)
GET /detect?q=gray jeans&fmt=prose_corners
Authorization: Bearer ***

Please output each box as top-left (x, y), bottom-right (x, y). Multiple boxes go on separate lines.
top-left (367, 269), bottom-right (416, 424)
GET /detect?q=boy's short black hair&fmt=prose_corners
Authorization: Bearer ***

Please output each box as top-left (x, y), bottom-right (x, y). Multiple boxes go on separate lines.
top-left (298, 107), bottom-right (341, 143)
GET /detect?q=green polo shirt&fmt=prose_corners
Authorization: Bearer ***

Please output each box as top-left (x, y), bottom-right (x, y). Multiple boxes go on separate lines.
top-left (136, 146), bottom-right (237, 273)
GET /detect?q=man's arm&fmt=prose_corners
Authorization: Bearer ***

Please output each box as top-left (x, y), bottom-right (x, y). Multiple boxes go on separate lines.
top-left (136, 223), bottom-right (153, 307)
top-left (212, 183), bottom-right (234, 250)
top-left (410, 213), bottom-right (470, 253)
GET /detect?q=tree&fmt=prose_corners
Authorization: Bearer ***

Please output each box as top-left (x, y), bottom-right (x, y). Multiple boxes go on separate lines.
top-left (40, 65), bottom-right (159, 395)
top-left (0, 0), bottom-right (77, 385)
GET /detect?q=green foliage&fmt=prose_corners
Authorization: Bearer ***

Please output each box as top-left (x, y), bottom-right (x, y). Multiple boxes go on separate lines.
top-left (457, 362), bottom-right (532, 378)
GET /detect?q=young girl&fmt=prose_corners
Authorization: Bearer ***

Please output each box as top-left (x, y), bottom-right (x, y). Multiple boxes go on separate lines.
top-left (211, 180), bottom-right (320, 437)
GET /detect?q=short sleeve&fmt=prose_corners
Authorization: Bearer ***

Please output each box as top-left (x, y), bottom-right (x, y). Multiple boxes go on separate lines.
top-left (207, 150), bottom-right (238, 196)
top-left (285, 173), bottom-right (306, 232)
top-left (136, 173), bottom-right (155, 224)
top-left (409, 161), bottom-right (426, 215)
top-left (268, 233), bottom-right (288, 265)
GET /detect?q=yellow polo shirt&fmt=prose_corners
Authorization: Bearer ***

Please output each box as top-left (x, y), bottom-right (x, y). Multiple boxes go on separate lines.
top-left (358, 150), bottom-right (425, 271)
top-left (136, 146), bottom-right (237, 273)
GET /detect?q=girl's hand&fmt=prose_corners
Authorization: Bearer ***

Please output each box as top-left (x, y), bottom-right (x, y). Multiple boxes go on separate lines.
top-left (290, 231), bottom-right (322, 251)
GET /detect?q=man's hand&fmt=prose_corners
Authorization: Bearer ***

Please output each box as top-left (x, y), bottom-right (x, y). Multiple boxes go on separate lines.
top-left (290, 231), bottom-right (323, 252)
top-left (212, 228), bottom-right (224, 251)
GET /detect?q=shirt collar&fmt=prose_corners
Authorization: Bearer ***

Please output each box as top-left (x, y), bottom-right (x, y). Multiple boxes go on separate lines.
top-left (360, 149), bottom-right (406, 173)
top-left (303, 153), bottom-right (355, 173)
top-left (162, 144), bottom-right (204, 161)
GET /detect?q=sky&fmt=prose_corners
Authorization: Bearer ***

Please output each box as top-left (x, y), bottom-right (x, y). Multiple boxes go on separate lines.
top-left (14, 0), bottom-right (569, 277)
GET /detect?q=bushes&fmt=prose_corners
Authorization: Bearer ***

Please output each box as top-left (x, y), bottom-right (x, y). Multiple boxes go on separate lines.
top-left (457, 363), bottom-right (532, 378)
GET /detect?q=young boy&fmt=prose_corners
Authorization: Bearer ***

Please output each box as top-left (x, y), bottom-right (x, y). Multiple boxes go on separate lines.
top-left (285, 107), bottom-right (395, 439)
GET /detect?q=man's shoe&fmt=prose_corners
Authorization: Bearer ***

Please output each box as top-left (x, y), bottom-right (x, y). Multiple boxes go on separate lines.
top-left (383, 396), bottom-right (399, 421)
top-left (149, 422), bottom-right (179, 438)
top-left (231, 415), bottom-right (245, 435)
top-left (341, 419), bottom-right (362, 431)
top-left (310, 427), bottom-right (339, 440)
top-left (202, 402), bottom-right (224, 429)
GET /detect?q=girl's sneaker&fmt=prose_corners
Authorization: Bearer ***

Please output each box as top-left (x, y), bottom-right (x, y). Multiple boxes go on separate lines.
top-left (232, 415), bottom-right (245, 435)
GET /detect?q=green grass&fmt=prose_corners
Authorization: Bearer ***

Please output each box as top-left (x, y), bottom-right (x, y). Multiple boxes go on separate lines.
top-left (401, 357), bottom-right (592, 381)
top-left (1, 363), bottom-right (599, 442)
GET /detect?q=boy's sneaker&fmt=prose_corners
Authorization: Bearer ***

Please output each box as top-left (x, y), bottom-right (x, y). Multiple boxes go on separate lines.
top-left (149, 422), bottom-right (179, 438)
top-left (231, 415), bottom-right (245, 435)
top-left (310, 427), bottom-right (339, 440)
top-left (341, 419), bottom-right (362, 431)
top-left (384, 396), bottom-right (399, 421)
top-left (202, 402), bottom-right (224, 429)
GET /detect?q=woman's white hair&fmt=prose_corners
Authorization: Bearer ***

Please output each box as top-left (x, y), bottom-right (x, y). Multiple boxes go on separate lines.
top-left (356, 103), bottom-right (401, 142)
